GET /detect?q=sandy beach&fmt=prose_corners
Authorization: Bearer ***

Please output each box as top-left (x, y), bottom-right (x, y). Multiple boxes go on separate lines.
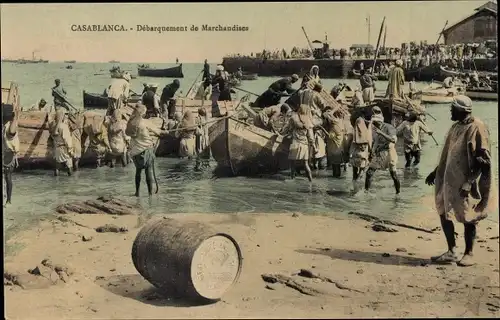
top-left (4, 198), bottom-right (500, 319)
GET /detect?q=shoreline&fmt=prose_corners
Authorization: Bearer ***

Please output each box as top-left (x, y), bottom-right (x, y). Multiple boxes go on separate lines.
top-left (4, 206), bottom-right (500, 318)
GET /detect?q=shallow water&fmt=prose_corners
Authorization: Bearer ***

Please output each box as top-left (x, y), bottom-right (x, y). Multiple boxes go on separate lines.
top-left (2, 62), bottom-right (499, 247)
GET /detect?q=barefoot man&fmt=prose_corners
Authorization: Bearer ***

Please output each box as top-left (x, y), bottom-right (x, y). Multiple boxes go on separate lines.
top-left (425, 95), bottom-right (496, 267)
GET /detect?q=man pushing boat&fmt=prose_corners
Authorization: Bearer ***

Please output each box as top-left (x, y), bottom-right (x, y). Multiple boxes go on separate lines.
top-left (252, 74), bottom-right (299, 109)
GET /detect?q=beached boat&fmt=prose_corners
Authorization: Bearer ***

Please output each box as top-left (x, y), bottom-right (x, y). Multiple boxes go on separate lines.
top-left (208, 116), bottom-right (291, 175)
top-left (83, 91), bottom-right (142, 109)
top-left (14, 103), bottom-right (164, 169)
top-left (465, 85), bottom-right (498, 101)
top-left (137, 64), bottom-right (184, 78)
top-left (439, 65), bottom-right (498, 81)
top-left (415, 83), bottom-right (466, 104)
top-left (348, 69), bottom-right (387, 81)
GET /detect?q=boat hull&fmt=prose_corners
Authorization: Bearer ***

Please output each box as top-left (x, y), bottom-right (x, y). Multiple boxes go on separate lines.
top-left (465, 89), bottom-right (498, 101)
top-left (137, 64), bottom-right (184, 78)
top-left (240, 73), bottom-right (258, 81)
top-left (83, 91), bottom-right (142, 109)
top-left (209, 117), bottom-right (290, 176)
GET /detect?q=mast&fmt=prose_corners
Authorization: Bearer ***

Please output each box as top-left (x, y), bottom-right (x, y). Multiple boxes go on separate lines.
top-left (435, 20), bottom-right (449, 46)
top-left (370, 16), bottom-right (386, 74)
top-left (383, 24), bottom-right (387, 50)
top-left (367, 15), bottom-right (371, 45)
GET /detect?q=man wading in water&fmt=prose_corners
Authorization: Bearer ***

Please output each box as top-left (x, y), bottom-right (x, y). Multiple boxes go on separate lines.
top-left (365, 107), bottom-right (401, 194)
top-left (425, 95), bottom-right (496, 267)
top-left (396, 112), bottom-right (433, 168)
top-left (126, 104), bottom-right (168, 197)
top-left (49, 109), bottom-right (74, 176)
top-left (2, 107), bottom-right (20, 206)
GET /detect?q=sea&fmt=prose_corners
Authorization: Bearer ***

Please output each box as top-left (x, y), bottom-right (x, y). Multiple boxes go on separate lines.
top-left (2, 62), bottom-right (499, 252)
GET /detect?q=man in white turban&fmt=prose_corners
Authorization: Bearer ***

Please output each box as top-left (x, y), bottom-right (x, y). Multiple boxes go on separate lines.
top-left (426, 95), bottom-right (496, 267)
top-left (107, 71), bottom-right (131, 115)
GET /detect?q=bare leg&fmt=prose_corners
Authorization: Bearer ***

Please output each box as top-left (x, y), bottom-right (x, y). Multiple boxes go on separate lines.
top-left (364, 168), bottom-right (376, 191)
top-left (290, 161), bottom-right (296, 179)
top-left (120, 154), bottom-right (127, 167)
top-left (389, 169), bottom-right (401, 194)
top-left (4, 169), bottom-right (13, 204)
top-left (303, 160), bottom-right (313, 182)
top-left (145, 166), bottom-right (154, 196)
top-left (458, 223), bottom-right (477, 267)
top-left (431, 215), bottom-right (458, 264)
top-left (135, 168), bottom-right (142, 197)
top-left (54, 161), bottom-right (60, 176)
top-left (110, 157), bottom-right (116, 168)
top-left (66, 163), bottom-right (73, 176)
top-left (73, 158), bottom-right (80, 171)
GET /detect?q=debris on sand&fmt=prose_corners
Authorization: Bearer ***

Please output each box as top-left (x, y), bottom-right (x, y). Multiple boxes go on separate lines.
top-left (56, 196), bottom-right (142, 216)
top-left (4, 259), bottom-right (74, 289)
top-left (95, 224), bottom-right (128, 233)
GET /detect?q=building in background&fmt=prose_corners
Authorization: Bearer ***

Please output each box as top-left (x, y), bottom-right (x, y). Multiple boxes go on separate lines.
top-left (441, 1), bottom-right (497, 45)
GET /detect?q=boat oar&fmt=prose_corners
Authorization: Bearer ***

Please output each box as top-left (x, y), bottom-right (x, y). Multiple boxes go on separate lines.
top-left (232, 87), bottom-right (260, 97)
top-left (429, 133), bottom-right (439, 146)
top-left (425, 112), bottom-right (437, 121)
top-left (185, 70), bottom-right (203, 98)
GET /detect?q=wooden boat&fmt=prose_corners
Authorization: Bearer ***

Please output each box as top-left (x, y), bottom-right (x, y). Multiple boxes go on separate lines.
top-left (110, 69), bottom-right (137, 79)
top-left (64, 60), bottom-right (76, 64)
top-left (14, 103), bottom-right (164, 169)
top-left (404, 64), bottom-right (442, 82)
top-left (415, 83), bottom-right (466, 104)
top-left (137, 64), bottom-right (184, 78)
top-left (240, 73), bottom-right (258, 81)
top-left (465, 85), bottom-right (498, 101)
top-left (439, 65), bottom-right (498, 81)
top-left (83, 91), bottom-right (142, 109)
top-left (208, 116), bottom-right (291, 176)
top-left (348, 69), bottom-right (387, 81)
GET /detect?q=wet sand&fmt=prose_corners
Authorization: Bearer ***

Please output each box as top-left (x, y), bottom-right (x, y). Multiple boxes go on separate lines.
top-left (4, 205), bottom-right (500, 319)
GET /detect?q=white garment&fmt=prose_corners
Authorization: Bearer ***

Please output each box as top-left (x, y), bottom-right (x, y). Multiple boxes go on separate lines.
top-left (128, 119), bottom-right (158, 156)
top-left (52, 122), bottom-right (73, 166)
top-left (2, 122), bottom-right (20, 154)
top-left (108, 79), bottom-right (130, 100)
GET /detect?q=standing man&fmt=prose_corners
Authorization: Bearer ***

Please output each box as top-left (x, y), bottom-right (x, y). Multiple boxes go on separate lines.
top-left (202, 59), bottom-right (211, 82)
top-left (385, 59), bottom-right (405, 100)
top-left (365, 109), bottom-right (401, 194)
top-left (107, 72), bottom-right (131, 116)
top-left (141, 84), bottom-right (161, 118)
top-left (2, 107), bottom-right (19, 206)
top-left (359, 69), bottom-right (375, 103)
top-left (52, 79), bottom-right (71, 112)
top-left (160, 79), bottom-right (181, 120)
top-left (425, 96), bottom-right (496, 267)
top-left (396, 112), bottom-right (433, 168)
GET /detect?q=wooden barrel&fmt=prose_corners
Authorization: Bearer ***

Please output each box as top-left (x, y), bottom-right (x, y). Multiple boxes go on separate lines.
top-left (131, 218), bottom-right (242, 302)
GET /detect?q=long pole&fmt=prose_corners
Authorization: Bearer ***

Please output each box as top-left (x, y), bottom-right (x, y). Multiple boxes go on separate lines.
top-left (370, 16), bottom-right (386, 74)
top-left (383, 24), bottom-right (387, 50)
top-left (301, 26), bottom-right (315, 55)
top-left (435, 20), bottom-right (449, 46)
top-left (367, 15), bottom-right (371, 45)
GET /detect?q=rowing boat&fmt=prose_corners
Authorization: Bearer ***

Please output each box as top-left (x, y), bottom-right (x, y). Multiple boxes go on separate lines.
top-left (439, 65), bottom-right (498, 81)
top-left (465, 85), bottom-right (498, 101)
top-left (240, 73), bottom-right (258, 81)
top-left (415, 83), bottom-right (466, 104)
top-left (208, 116), bottom-right (291, 175)
top-left (137, 64), bottom-right (184, 78)
top-left (83, 91), bottom-right (142, 109)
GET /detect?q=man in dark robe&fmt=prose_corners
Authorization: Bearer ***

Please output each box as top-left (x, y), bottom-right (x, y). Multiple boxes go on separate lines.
top-left (160, 79), bottom-right (181, 119)
top-left (202, 59), bottom-right (211, 82)
top-left (253, 74), bottom-right (299, 109)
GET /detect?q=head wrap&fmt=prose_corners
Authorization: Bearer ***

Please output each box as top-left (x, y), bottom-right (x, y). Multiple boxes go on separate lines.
top-left (451, 95), bottom-right (472, 113)
top-left (291, 74), bottom-right (299, 81)
top-left (395, 59), bottom-right (403, 67)
top-left (372, 113), bottom-right (384, 123)
top-left (122, 72), bottom-right (131, 81)
top-left (150, 83), bottom-right (159, 89)
top-left (216, 65), bottom-right (224, 71)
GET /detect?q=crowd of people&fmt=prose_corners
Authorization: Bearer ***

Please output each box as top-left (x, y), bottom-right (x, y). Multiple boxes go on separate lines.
top-left (224, 40), bottom-right (498, 64)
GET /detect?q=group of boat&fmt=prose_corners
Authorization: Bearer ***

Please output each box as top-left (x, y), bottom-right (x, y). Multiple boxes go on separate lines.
top-left (3, 76), bottom-right (430, 175)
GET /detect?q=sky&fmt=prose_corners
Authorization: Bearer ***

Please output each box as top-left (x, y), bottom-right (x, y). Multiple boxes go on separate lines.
top-left (0, 1), bottom-right (492, 63)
